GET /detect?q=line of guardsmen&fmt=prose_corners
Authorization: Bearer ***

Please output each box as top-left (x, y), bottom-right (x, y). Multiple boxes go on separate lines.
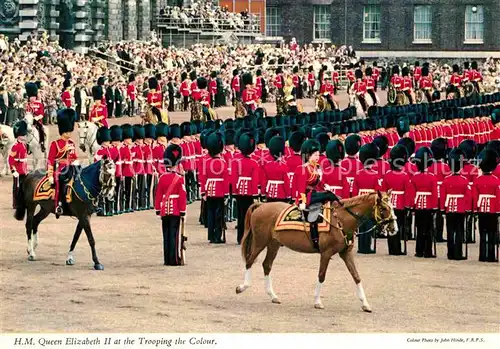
top-left (88, 90), bottom-right (500, 263)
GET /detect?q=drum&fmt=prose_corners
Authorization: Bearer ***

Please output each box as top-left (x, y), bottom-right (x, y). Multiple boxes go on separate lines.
top-left (388, 85), bottom-right (397, 104)
top-left (464, 81), bottom-right (475, 97)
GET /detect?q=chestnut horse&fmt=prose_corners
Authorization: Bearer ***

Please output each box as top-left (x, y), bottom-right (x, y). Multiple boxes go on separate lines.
top-left (236, 191), bottom-right (397, 311)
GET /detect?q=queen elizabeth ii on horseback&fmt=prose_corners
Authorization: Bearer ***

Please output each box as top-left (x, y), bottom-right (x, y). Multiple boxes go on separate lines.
top-left (293, 139), bottom-right (341, 250)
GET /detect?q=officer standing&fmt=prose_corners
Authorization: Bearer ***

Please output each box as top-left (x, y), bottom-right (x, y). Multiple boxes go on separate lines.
top-left (143, 124), bottom-right (156, 209)
top-left (132, 125), bottom-right (146, 210)
top-left (233, 132), bottom-right (260, 244)
top-left (8, 120), bottom-right (28, 209)
top-left (109, 125), bottom-right (123, 215)
top-left (261, 136), bottom-right (290, 203)
top-left (441, 148), bottom-right (470, 260)
top-left (120, 124), bottom-right (135, 213)
top-left (200, 132), bottom-right (229, 244)
top-left (155, 144), bottom-right (187, 266)
top-left (94, 126), bottom-right (113, 216)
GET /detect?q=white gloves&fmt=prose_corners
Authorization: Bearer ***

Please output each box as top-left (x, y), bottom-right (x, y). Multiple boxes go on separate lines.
top-left (48, 176), bottom-right (54, 185)
top-left (299, 203), bottom-right (306, 211)
top-left (12, 171), bottom-right (19, 178)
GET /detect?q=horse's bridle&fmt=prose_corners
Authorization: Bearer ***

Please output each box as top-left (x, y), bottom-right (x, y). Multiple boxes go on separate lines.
top-left (327, 195), bottom-right (396, 236)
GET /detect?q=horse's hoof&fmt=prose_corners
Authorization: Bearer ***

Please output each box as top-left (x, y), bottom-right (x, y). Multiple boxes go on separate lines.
top-left (271, 298), bottom-right (281, 304)
top-left (314, 303), bottom-right (325, 309)
top-left (362, 305), bottom-right (372, 313)
top-left (235, 286), bottom-right (245, 294)
top-left (94, 264), bottom-right (104, 271)
top-left (27, 255), bottom-right (36, 261)
top-left (66, 259), bottom-right (74, 266)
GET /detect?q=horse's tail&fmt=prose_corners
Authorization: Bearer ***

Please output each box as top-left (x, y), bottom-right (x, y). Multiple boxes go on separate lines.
top-left (241, 202), bottom-right (262, 263)
top-left (14, 180), bottom-right (26, 221)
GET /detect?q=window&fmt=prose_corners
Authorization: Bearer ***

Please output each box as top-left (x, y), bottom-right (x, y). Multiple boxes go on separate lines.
top-left (313, 5), bottom-right (331, 41)
top-left (363, 5), bottom-right (381, 43)
top-left (266, 7), bottom-right (280, 37)
top-left (413, 5), bottom-right (432, 43)
top-left (465, 5), bottom-right (484, 43)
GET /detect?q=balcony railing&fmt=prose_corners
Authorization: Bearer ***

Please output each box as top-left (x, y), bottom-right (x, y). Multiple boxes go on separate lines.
top-left (155, 14), bottom-right (261, 34)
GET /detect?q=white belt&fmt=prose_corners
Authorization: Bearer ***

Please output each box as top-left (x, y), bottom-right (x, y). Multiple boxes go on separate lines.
top-left (207, 178), bottom-right (223, 182)
top-left (325, 185), bottom-right (342, 191)
top-left (115, 161), bottom-right (123, 165)
top-left (146, 160), bottom-right (154, 163)
top-left (124, 161), bottom-right (133, 164)
top-left (445, 194), bottom-right (464, 207)
top-left (237, 177), bottom-right (251, 188)
top-left (391, 191), bottom-right (404, 195)
top-left (437, 181), bottom-right (442, 185)
top-left (266, 180), bottom-right (284, 192)
top-left (478, 194), bottom-right (495, 206)
top-left (134, 160), bottom-right (145, 163)
top-left (16, 159), bottom-right (28, 162)
top-left (414, 191), bottom-right (431, 204)
top-left (359, 189), bottom-right (375, 195)
top-left (169, 195), bottom-right (179, 199)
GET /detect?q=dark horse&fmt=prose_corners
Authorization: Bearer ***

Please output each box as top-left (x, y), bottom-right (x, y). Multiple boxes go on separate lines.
top-left (14, 159), bottom-right (116, 270)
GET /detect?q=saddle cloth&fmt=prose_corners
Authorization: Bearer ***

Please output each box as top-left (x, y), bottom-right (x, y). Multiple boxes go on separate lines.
top-left (33, 176), bottom-right (55, 201)
top-left (274, 204), bottom-right (331, 233)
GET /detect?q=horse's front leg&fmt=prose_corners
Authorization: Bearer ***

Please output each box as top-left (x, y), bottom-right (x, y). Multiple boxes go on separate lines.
top-left (66, 222), bottom-right (84, 265)
top-left (80, 215), bottom-right (104, 270)
top-left (314, 249), bottom-right (335, 309)
top-left (339, 247), bottom-right (372, 313)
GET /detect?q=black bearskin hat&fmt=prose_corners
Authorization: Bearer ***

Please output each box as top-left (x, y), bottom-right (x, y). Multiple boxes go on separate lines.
top-left (359, 143), bottom-right (379, 166)
top-left (293, 66), bottom-right (299, 74)
top-left (289, 131), bottom-right (306, 152)
top-left (422, 66), bottom-right (429, 77)
top-left (181, 72), bottom-right (188, 80)
top-left (238, 132), bottom-right (255, 156)
top-left (189, 71), bottom-right (197, 81)
top-left (355, 69), bottom-right (363, 79)
top-left (181, 122), bottom-right (192, 137)
top-left (56, 108), bottom-right (76, 135)
top-left (168, 123), bottom-right (181, 140)
top-left (389, 144), bottom-right (408, 171)
top-left (144, 124), bottom-right (156, 139)
top-left (478, 149), bottom-right (498, 173)
top-left (414, 147), bottom-right (434, 172)
top-left (63, 79), bottom-right (71, 89)
top-left (128, 73), bottom-right (135, 83)
top-left (326, 140), bottom-right (345, 164)
top-left (242, 73), bottom-right (253, 86)
top-left (452, 64), bottom-right (460, 74)
top-left (265, 127), bottom-right (281, 148)
top-left (207, 131), bottom-right (224, 157)
top-left (13, 120), bottom-right (28, 138)
top-left (97, 76), bottom-right (106, 86)
top-left (110, 125), bottom-right (123, 142)
top-left (402, 66), bottom-right (410, 77)
top-left (392, 65), bottom-right (400, 75)
top-left (164, 144), bottom-right (182, 168)
top-left (25, 82), bottom-right (38, 98)
top-left (345, 134), bottom-right (362, 156)
top-left (398, 137), bottom-right (416, 157)
top-left (315, 132), bottom-right (330, 153)
top-left (148, 77), bottom-right (158, 90)
top-left (121, 124), bottom-right (134, 140)
top-left (448, 148), bottom-right (466, 173)
top-left (224, 129), bottom-right (235, 146)
top-left (155, 122), bottom-right (169, 138)
top-left (373, 135), bottom-right (389, 158)
top-left (269, 136), bottom-right (285, 159)
top-left (256, 69), bottom-right (262, 77)
top-left (197, 77), bottom-right (208, 90)
top-left (471, 61), bottom-right (478, 70)
top-left (458, 139), bottom-right (477, 160)
top-left (232, 69), bottom-right (239, 77)
top-left (365, 67), bottom-right (373, 76)
top-left (431, 138), bottom-right (448, 160)
top-left (96, 126), bottom-right (111, 145)
top-left (92, 85), bottom-right (103, 101)
top-left (464, 62), bottom-right (470, 70)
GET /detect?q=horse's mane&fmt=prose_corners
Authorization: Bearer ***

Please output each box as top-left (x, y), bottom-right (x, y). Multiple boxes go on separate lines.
top-left (340, 193), bottom-right (375, 208)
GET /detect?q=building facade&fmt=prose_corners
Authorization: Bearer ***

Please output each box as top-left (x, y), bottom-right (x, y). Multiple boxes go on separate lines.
top-left (0, 0), bottom-right (158, 52)
top-left (265, 0), bottom-right (500, 55)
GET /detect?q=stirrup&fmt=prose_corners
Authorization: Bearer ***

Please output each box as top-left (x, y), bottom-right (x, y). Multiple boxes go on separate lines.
top-left (55, 204), bottom-right (63, 216)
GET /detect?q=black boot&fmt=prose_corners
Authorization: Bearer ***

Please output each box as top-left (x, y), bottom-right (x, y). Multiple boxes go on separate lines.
top-left (311, 223), bottom-right (320, 251)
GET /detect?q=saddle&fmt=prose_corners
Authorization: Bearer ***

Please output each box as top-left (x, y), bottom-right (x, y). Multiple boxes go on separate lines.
top-left (274, 204), bottom-right (331, 233)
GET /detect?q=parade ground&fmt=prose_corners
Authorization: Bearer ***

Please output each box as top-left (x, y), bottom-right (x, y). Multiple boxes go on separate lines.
top-left (0, 93), bottom-right (499, 333)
